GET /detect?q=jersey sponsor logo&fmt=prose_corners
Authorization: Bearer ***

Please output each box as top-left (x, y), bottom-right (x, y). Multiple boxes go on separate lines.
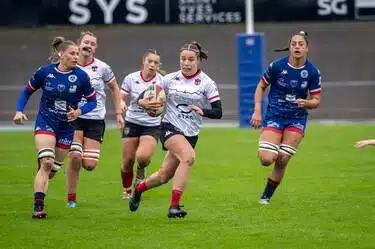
top-left (58, 84), bottom-right (66, 92)
top-left (281, 70), bottom-right (288, 75)
top-left (55, 100), bottom-right (67, 111)
top-left (69, 85), bottom-right (77, 93)
top-left (301, 81), bottom-right (308, 89)
top-left (58, 137), bottom-right (72, 146)
top-left (176, 104), bottom-right (192, 114)
top-left (300, 70), bottom-right (309, 78)
top-left (290, 122), bottom-right (305, 131)
top-left (277, 78), bottom-right (286, 87)
top-left (47, 73), bottom-right (56, 79)
top-left (195, 79), bottom-right (201, 85)
top-left (45, 81), bottom-right (53, 91)
top-left (68, 74), bottom-right (78, 83)
top-left (266, 121), bottom-right (280, 128)
top-left (285, 94), bottom-right (297, 103)
top-left (290, 80), bottom-right (298, 88)
top-left (92, 66), bottom-right (98, 72)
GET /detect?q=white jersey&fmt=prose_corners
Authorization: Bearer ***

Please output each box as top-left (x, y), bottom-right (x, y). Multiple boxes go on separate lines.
top-left (162, 70), bottom-right (220, 136)
top-left (77, 57), bottom-right (115, 120)
top-left (121, 71), bottom-right (164, 127)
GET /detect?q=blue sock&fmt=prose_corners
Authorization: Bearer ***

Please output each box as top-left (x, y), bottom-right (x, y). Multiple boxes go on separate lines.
top-left (261, 178), bottom-right (280, 199)
top-left (34, 192), bottom-right (46, 211)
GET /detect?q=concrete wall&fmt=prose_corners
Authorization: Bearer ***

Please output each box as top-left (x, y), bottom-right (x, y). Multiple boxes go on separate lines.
top-left (1, 22), bottom-right (374, 122)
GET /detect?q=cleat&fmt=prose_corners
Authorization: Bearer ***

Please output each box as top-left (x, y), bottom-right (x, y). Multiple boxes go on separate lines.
top-left (168, 205), bottom-right (187, 218)
top-left (32, 210), bottom-right (47, 219)
top-left (259, 198), bottom-right (270, 205)
top-left (67, 201), bottom-right (77, 208)
top-left (129, 187), bottom-right (142, 212)
top-left (122, 188), bottom-right (132, 200)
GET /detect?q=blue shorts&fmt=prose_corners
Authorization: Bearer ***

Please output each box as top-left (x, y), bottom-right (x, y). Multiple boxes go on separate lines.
top-left (34, 115), bottom-right (74, 150)
top-left (262, 115), bottom-right (307, 135)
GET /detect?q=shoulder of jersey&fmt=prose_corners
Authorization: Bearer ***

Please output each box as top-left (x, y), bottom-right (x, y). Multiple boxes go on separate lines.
top-left (92, 57), bottom-right (110, 68)
top-left (126, 70), bottom-right (141, 80)
top-left (163, 71), bottom-right (180, 81)
top-left (198, 70), bottom-right (214, 83)
top-left (306, 60), bottom-right (319, 73)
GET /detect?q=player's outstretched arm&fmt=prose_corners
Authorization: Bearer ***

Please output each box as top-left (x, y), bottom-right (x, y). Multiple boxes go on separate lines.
top-left (355, 139), bottom-right (375, 148)
top-left (250, 80), bottom-right (268, 128)
top-left (108, 79), bottom-right (124, 129)
top-left (13, 86), bottom-right (34, 125)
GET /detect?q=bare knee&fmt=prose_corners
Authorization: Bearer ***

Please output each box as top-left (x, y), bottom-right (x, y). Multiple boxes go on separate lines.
top-left (82, 159), bottom-right (97, 171)
top-left (69, 152), bottom-right (82, 164)
top-left (258, 151), bottom-right (277, 167)
top-left (180, 150), bottom-right (196, 167)
top-left (276, 144), bottom-right (297, 168)
top-left (135, 152), bottom-right (151, 168)
top-left (122, 158), bottom-right (135, 172)
top-left (40, 157), bottom-right (54, 171)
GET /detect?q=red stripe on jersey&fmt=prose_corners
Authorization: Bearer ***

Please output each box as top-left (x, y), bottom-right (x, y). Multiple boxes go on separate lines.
top-left (285, 127), bottom-right (304, 135)
top-left (263, 127), bottom-right (283, 134)
top-left (261, 77), bottom-right (269, 85)
top-left (182, 69), bottom-right (201, 79)
top-left (34, 130), bottom-right (56, 137)
top-left (310, 88), bottom-right (321, 95)
top-left (85, 91), bottom-right (96, 100)
top-left (208, 95), bottom-right (220, 100)
top-left (78, 57), bottom-right (95, 67)
top-left (27, 81), bottom-right (35, 91)
top-left (140, 71), bottom-right (156, 82)
top-left (121, 88), bottom-right (129, 93)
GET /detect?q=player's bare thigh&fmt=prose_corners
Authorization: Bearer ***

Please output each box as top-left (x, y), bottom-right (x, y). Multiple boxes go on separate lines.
top-left (136, 135), bottom-right (158, 165)
top-left (258, 130), bottom-right (283, 166)
top-left (122, 137), bottom-right (140, 166)
top-left (165, 134), bottom-right (195, 166)
top-left (157, 151), bottom-right (180, 183)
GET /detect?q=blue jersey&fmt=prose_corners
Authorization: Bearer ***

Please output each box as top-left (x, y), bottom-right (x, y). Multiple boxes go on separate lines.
top-left (25, 64), bottom-right (96, 124)
top-left (262, 57), bottom-right (321, 118)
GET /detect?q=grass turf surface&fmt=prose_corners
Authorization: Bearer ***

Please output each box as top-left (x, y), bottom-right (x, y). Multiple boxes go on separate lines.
top-left (0, 124), bottom-right (374, 249)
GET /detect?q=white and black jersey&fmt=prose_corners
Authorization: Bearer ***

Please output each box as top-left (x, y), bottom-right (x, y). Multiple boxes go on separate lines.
top-left (121, 71), bottom-right (164, 127)
top-left (77, 57), bottom-right (115, 120)
top-left (162, 70), bottom-right (220, 136)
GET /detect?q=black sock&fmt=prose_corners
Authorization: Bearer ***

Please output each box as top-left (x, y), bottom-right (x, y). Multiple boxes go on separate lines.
top-left (261, 178), bottom-right (280, 199)
top-left (34, 192), bottom-right (46, 211)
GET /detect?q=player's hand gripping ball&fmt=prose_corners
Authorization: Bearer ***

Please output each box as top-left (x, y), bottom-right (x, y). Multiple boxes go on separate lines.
top-left (142, 84), bottom-right (166, 117)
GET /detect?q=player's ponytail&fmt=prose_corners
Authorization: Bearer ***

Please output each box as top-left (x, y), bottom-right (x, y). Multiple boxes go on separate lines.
top-left (274, 31), bottom-right (309, 52)
top-left (48, 36), bottom-right (65, 63)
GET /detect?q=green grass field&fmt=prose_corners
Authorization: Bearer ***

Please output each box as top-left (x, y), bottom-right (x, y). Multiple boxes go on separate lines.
top-left (1, 124), bottom-right (374, 249)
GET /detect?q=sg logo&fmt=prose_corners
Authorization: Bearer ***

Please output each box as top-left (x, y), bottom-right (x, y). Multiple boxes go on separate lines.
top-left (317, 0), bottom-right (348, 16)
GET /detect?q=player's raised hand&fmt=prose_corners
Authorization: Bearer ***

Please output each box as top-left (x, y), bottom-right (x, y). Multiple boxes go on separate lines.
top-left (67, 106), bottom-right (81, 122)
top-left (13, 111), bottom-right (28, 125)
top-left (250, 111), bottom-right (262, 129)
top-left (188, 105), bottom-right (203, 116)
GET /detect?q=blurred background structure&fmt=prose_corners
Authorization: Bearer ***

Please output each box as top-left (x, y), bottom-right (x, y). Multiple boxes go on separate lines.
top-left (0, 0), bottom-right (374, 124)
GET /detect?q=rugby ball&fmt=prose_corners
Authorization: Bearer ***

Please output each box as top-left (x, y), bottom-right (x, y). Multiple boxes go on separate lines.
top-left (142, 84), bottom-right (166, 117)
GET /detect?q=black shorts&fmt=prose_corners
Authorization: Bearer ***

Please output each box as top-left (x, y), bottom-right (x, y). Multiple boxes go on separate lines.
top-left (73, 118), bottom-right (105, 143)
top-left (160, 122), bottom-right (198, 151)
top-left (122, 121), bottom-right (160, 141)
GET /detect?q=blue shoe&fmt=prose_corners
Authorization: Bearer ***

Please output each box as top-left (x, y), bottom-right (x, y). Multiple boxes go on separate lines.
top-left (67, 201), bottom-right (77, 208)
top-left (168, 205), bottom-right (187, 218)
